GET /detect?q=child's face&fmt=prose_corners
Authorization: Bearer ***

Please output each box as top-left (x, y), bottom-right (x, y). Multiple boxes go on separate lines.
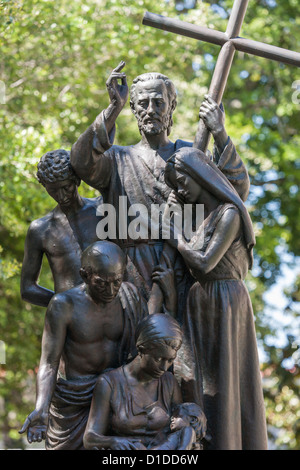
top-left (170, 410), bottom-right (190, 432)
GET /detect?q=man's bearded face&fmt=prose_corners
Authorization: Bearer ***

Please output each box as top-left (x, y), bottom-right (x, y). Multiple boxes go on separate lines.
top-left (132, 79), bottom-right (171, 136)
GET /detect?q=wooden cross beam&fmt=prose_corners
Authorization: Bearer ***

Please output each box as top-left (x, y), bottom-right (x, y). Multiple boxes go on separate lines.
top-left (142, 0), bottom-right (300, 151)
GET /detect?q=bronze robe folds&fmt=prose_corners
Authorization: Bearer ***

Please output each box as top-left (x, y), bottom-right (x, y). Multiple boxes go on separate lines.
top-left (183, 204), bottom-right (268, 450)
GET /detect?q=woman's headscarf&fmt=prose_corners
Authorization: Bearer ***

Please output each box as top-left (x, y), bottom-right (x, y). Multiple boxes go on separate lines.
top-left (164, 146), bottom-right (255, 267)
top-left (135, 313), bottom-right (183, 352)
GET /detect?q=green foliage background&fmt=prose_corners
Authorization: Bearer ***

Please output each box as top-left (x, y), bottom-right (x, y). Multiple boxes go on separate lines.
top-left (0, 0), bottom-right (299, 449)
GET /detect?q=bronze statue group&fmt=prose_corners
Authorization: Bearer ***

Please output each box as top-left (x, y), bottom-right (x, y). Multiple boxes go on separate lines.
top-left (19, 64), bottom-right (268, 450)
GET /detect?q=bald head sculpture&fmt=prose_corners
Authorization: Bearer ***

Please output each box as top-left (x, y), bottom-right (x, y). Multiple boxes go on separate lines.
top-left (80, 241), bottom-right (127, 304)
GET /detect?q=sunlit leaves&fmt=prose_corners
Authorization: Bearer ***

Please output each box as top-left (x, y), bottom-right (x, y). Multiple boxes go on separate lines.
top-left (0, 0), bottom-right (299, 448)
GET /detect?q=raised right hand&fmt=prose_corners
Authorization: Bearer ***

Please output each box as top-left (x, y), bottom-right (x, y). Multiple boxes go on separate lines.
top-left (19, 409), bottom-right (48, 443)
top-left (106, 61), bottom-right (129, 112)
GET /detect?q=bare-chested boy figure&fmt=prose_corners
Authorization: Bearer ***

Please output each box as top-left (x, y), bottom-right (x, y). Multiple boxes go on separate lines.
top-left (20, 149), bottom-right (102, 307)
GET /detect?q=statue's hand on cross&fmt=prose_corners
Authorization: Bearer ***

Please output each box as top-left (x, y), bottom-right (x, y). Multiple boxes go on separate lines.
top-left (199, 95), bottom-right (229, 154)
top-left (199, 94), bottom-right (224, 135)
top-left (143, 0), bottom-right (300, 153)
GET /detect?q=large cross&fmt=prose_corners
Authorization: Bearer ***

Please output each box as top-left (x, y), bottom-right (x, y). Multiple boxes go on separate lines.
top-left (142, 0), bottom-right (300, 152)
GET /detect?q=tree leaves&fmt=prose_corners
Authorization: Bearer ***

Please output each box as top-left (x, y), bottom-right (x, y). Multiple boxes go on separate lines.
top-left (0, 0), bottom-right (299, 448)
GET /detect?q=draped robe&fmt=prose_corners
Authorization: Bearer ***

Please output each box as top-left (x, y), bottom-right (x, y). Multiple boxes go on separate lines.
top-left (182, 203), bottom-right (268, 450)
top-left (162, 147), bottom-right (267, 450)
top-left (71, 112), bottom-right (250, 318)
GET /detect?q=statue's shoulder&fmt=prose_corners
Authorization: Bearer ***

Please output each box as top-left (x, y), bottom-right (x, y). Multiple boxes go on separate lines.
top-left (26, 210), bottom-right (56, 239)
top-left (47, 284), bottom-right (85, 317)
top-left (48, 286), bottom-right (75, 305)
top-left (62, 284), bottom-right (87, 304)
top-left (174, 139), bottom-right (193, 150)
top-left (97, 365), bottom-right (124, 389)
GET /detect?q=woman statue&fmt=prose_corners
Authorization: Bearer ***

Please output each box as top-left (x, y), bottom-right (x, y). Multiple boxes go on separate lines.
top-left (163, 147), bottom-right (268, 450)
top-left (83, 313), bottom-right (207, 450)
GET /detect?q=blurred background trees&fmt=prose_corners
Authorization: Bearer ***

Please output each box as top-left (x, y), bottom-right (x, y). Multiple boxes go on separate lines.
top-left (0, 0), bottom-right (299, 449)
